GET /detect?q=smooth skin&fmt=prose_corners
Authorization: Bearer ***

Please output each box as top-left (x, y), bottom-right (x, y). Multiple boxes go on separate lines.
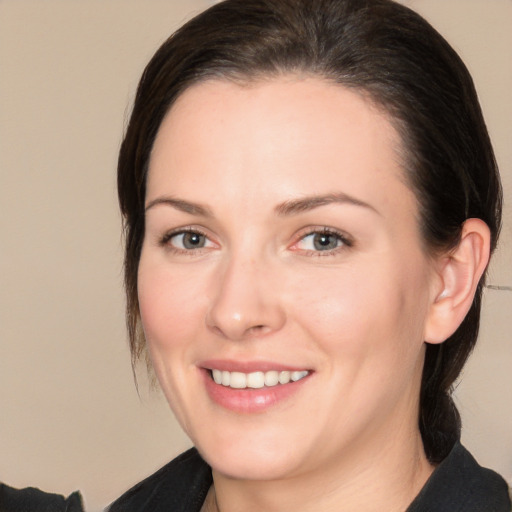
top-left (138, 76), bottom-right (490, 512)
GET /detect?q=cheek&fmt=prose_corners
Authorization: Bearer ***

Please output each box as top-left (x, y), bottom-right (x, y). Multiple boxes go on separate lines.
top-left (287, 258), bottom-right (429, 367)
top-left (137, 259), bottom-right (205, 352)
top-left (280, 264), bottom-right (427, 443)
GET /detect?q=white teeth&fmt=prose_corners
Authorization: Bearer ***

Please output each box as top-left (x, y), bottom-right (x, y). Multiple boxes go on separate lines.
top-left (291, 370), bottom-right (309, 382)
top-left (278, 371), bottom-right (291, 384)
top-left (264, 371), bottom-right (279, 387)
top-left (212, 369), bottom-right (222, 384)
top-left (246, 371), bottom-right (265, 389)
top-left (210, 369), bottom-right (309, 389)
top-left (230, 372), bottom-right (247, 389)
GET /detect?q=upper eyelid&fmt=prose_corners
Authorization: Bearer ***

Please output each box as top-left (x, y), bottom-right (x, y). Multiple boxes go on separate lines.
top-left (157, 225), bottom-right (353, 249)
top-left (160, 226), bottom-right (212, 244)
top-left (162, 225), bottom-right (209, 236)
top-left (293, 226), bottom-right (353, 244)
top-left (286, 228), bottom-right (354, 258)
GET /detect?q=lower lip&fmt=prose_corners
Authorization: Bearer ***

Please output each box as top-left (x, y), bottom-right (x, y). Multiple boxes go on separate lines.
top-left (201, 370), bottom-right (311, 413)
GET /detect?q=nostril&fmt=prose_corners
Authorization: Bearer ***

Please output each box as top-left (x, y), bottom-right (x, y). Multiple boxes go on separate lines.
top-left (210, 325), bottom-right (224, 337)
top-left (248, 325), bottom-right (267, 335)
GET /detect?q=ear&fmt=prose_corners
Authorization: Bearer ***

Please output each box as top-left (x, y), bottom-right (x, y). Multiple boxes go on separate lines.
top-left (424, 218), bottom-right (491, 344)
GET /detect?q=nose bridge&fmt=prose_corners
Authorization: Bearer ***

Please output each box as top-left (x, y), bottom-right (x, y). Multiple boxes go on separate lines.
top-left (206, 246), bottom-right (285, 340)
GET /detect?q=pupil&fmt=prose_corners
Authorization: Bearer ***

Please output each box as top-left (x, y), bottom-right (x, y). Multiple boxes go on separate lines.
top-left (183, 232), bottom-right (204, 249)
top-left (313, 233), bottom-right (337, 250)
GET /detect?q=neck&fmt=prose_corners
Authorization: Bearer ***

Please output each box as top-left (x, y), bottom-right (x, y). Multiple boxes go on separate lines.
top-left (206, 426), bottom-right (433, 512)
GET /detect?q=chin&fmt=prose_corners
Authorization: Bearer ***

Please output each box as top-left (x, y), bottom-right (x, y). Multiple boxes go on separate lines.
top-left (206, 450), bottom-right (301, 481)
top-left (193, 428), bottom-right (308, 481)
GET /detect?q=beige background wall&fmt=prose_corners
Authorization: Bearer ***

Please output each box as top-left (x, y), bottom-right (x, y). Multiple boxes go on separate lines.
top-left (0, 1), bottom-right (510, 511)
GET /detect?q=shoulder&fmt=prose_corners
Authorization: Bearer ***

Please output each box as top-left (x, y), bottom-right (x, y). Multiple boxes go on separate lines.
top-left (0, 483), bottom-right (84, 512)
top-left (107, 448), bottom-right (212, 512)
top-left (408, 442), bottom-right (511, 512)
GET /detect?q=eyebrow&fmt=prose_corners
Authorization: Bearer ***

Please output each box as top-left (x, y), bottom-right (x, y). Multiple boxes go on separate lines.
top-left (145, 196), bottom-right (213, 217)
top-left (145, 192), bottom-right (379, 218)
top-left (274, 192), bottom-right (379, 216)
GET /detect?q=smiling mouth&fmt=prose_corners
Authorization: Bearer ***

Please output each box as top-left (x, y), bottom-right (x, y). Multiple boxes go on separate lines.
top-left (209, 369), bottom-right (310, 389)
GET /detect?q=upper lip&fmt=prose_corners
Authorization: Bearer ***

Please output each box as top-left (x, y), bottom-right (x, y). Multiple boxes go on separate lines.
top-left (199, 359), bottom-right (312, 373)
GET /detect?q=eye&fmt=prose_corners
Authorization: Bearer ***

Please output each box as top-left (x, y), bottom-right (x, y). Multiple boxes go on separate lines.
top-left (161, 229), bottom-right (215, 251)
top-left (293, 228), bottom-right (352, 254)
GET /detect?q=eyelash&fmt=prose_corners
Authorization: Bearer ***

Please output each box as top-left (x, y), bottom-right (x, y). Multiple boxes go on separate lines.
top-left (159, 227), bottom-right (213, 254)
top-left (291, 227), bottom-right (353, 257)
top-left (158, 226), bottom-right (353, 256)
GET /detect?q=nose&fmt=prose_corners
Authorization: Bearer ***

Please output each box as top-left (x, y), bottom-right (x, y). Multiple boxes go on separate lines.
top-left (205, 254), bottom-right (286, 341)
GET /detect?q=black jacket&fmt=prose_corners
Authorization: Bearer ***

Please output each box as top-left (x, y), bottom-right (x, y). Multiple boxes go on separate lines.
top-left (0, 484), bottom-right (84, 512)
top-left (108, 442), bottom-right (511, 512)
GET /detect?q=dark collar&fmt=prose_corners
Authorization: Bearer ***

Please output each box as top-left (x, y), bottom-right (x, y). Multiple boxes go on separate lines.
top-left (107, 448), bottom-right (212, 512)
top-left (407, 441), bottom-right (511, 511)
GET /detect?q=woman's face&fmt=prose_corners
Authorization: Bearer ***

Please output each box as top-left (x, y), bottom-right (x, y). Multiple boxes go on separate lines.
top-left (138, 77), bottom-right (440, 481)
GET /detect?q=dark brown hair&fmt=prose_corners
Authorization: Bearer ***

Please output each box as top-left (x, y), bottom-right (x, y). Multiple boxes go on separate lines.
top-left (118, 0), bottom-right (502, 463)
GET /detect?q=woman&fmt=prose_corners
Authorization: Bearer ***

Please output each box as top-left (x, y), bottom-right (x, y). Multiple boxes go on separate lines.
top-left (109, 0), bottom-right (510, 510)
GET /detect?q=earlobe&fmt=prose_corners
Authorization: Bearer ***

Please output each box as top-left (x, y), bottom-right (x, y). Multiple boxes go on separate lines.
top-left (424, 218), bottom-right (491, 344)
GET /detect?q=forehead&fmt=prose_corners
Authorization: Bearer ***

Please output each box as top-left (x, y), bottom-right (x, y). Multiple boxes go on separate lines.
top-left (148, 76), bottom-right (417, 224)
top-left (155, 76), bottom-right (400, 159)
